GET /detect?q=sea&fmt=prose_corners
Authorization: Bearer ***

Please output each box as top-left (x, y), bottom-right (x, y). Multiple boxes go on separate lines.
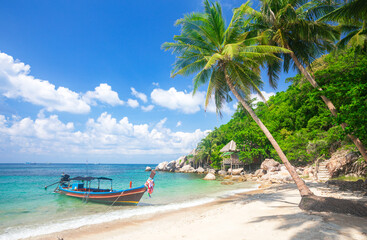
top-left (0, 163), bottom-right (259, 240)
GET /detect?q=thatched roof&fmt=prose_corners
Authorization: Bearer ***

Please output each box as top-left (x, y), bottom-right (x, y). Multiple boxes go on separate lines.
top-left (220, 140), bottom-right (237, 152)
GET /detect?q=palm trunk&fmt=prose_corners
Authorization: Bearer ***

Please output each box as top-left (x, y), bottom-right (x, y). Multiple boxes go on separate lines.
top-left (288, 50), bottom-right (367, 162)
top-left (225, 75), bottom-right (313, 197)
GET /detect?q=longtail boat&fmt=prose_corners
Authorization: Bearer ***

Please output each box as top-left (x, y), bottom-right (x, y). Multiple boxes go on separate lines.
top-left (46, 171), bottom-right (156, 205)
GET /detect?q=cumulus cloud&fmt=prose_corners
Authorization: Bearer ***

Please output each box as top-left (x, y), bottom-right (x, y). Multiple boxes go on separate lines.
top-left (84, 83), bottom-right (124, 106)
top-left (250, 91), bottom-right (276, 105)
top-left (0, 113), bottom-right (210, 155)
top-left (0, 52), bottom-right (90, 114)
top-left (176, 121), bottom-right (182, 127)
top-left (0, 51), bottom-right (141, 113)
top-left (131, 87), bottom-right (147, 103)
top-left (151, 87), bottom-right (234, 115)
top-left (151, 88), bottom-right (205, 114)
top-left (141, 105), bottom-right (154, 112)
top-left (127, 99), bottom-right (139, 108)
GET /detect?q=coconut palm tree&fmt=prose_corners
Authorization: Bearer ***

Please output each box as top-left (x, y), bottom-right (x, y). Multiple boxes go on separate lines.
top-left (320, 0), bottom-right (367, 52)
top-left (162, 0), bottom-right (313, 196)
top-left (244, 0), bottom-right (367, 161)
top-left (197, 138), bottom-right (213, 167)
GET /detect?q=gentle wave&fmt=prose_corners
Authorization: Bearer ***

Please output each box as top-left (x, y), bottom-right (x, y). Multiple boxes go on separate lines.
top-left (0, 185), bottom-right (259, 240)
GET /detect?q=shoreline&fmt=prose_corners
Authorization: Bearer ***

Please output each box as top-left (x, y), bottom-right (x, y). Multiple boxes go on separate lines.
top-left (26, 182), bottom-right (367, 240)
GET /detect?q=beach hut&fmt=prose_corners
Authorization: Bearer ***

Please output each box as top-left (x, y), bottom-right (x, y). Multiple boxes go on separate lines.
top-left (220, 140), bottom-right (243, 171)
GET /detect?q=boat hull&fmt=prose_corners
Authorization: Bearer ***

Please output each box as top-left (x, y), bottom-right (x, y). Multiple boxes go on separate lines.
top-left (58, 185), bottom-right (147, 205)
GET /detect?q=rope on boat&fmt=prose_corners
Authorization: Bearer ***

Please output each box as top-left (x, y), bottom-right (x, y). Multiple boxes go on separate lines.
top-left (82, 185), bottom-right (92, 203)
top-left (109, 190), bottom-right (125, 207)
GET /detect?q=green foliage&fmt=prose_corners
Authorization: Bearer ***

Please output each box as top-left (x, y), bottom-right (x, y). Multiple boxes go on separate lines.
top-left (245, 0), bottom-right (339, 85)
top-left (162, 0), bottom-right (290, 116)
top-left (314, 49), bottom-right (367, 143)
top-left (198, 48), bottom-right (367, 166)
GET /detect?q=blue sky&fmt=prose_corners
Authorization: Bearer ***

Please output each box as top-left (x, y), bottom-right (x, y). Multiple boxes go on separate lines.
top-left (0, 0), bottom-right (295, 163)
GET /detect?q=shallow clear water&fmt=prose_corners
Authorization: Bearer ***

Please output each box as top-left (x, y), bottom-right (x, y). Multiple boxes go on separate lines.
top-left (0, 163), bottom-right (258, 239)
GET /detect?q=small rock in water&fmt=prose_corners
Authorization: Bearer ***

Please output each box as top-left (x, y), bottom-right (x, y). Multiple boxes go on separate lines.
top-left (145, 166), bottom-right (152, 171)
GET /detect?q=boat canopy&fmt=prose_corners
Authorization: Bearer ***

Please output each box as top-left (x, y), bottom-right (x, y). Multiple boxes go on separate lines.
top-left (69, 176), bottom-right (112, 181)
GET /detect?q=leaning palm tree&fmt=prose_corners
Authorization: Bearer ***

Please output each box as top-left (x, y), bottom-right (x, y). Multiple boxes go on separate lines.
top-left (319, 0), bottom-right (367, 52)
top-left (162, 0), bottom-right (313, 197)
top-left (244, 0), bottom-right (367, 161)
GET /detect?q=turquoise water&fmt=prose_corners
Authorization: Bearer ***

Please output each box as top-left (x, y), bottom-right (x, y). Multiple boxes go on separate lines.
top-left (0, 163), bottom-right (257, 239)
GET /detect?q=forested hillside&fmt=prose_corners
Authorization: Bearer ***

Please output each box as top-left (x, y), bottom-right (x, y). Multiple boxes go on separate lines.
top-left (196, 49), bottom-right (367, 169)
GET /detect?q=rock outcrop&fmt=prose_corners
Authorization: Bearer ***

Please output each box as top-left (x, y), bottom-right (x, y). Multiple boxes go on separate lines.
top-left (166, 160), bottom-right (176, 172)
top-left (179, 165), bottom-right (196, 173)
top-left (175, 156), bottom-right (187, 169)
top-left (254, 161), bottom-right (293, 183)
top-left (155, 161), bottom-right (168, 171)
top-left (260, 159), bottom-right (280, 172)
top-left (326, 150), bottom-right (365, 177)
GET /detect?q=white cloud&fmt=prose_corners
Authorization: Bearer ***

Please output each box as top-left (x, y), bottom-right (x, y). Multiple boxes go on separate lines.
top-left (0, 51), bottom-right (143, 113)
top-left (127, 99), bottom-right (139, 108)
top-left (204, 95), bottom-right (234, 115)
top-left (0, 52), bottom-right (91, 114)
top-left (152, 82), bottom-right (159, 87)
top-left (131, 87), bottom-right (147, 103)
top-left (233, 102), bottom-right (239, 110)
top-left (250, 91), bottom-right (276, 105)
top-left (84, 83), bottom-right (124, 106)
top-left (151, 87), bottom-right (234, 115)
top-left (0, 113), bottom-right (210, 156)
top-left (176, 121), bottom-right (182, 127)
top-left (141, 105), bottom-right (154, 112)
top-left (151, 87), bottom-right (205, 114)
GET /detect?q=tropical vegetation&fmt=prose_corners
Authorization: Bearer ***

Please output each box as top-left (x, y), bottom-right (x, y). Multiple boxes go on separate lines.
top-left (196, 48), bottom-right (367, 172)
top-left (243, 0), bottom-right (367, 161)
top-left (163, 0), bottom-right (367, 214)
top-left (163, 0), bottom-right (313, 196)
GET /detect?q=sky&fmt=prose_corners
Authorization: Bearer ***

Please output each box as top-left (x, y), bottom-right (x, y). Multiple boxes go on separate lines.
top-left (0, 0), bottom-right (296, 164)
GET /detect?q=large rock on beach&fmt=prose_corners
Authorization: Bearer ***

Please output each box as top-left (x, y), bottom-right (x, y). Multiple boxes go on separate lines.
top-left (218, 170), bottom-right (227, 176)
top-left (231, 168), bottom-right (244, 175)
top-left (208, 169), bottom-right (216, 174)
top-left (179, 165), bottom-right (196, 173)
top-left (145, 166), bottom-right (152, 171)
top-left (155, 161), bottom-right (168, 171)
top-left (166, 160), bottom-right (176, 172)
top-left (203, 173), bottom-right (216, 180)
top-left (175, 156), bottom-right (187, 168)
top-left (261, 159), bottom-right (280, 172)
top-left (254, 169), bottom-right (266, 178)
top-left (196, 167), bottom-right (205, 174)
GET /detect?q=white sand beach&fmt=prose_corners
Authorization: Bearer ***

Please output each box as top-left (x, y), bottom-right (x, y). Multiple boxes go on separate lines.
top-left (28, 182), bottom-right (367, 240)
